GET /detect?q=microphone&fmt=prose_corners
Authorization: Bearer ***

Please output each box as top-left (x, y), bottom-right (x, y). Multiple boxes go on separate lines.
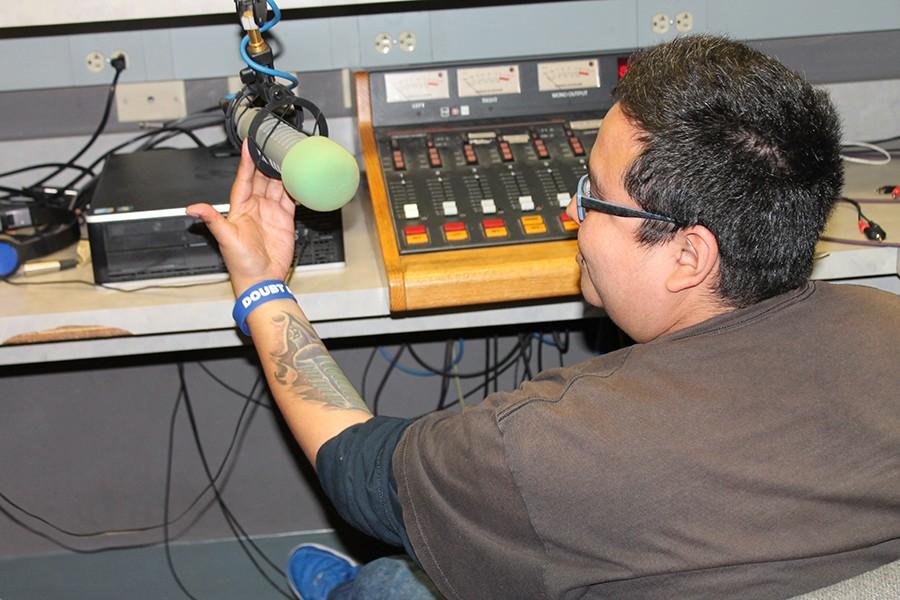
top-left (229, 98), bottom-right (360, 212)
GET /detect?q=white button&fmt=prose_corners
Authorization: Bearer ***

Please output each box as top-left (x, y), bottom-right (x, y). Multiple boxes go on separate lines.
top-left (481, 199), bottom-right (497, 214)
top-left (518, 195), bottom-right (534, 211)
top-left (403, 203), bottom-right (420, 219)
top-left (557, 192), bottom-right (571, 208)
top-left (442, 201), bottom-right (458, 216)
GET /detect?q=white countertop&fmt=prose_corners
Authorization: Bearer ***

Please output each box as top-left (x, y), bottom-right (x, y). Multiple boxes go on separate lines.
top-left (1, 163), bottom-right (897, 366)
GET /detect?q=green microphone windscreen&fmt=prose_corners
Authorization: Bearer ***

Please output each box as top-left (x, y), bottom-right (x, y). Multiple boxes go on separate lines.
top-left (281, 136), bottom-right (360, 212)
top-left (233, 103), bottom-right (360, 211)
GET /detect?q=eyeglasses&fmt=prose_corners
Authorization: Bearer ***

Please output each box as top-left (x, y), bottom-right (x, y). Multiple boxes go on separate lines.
top-left (576, 174), bottom-right (680, 225)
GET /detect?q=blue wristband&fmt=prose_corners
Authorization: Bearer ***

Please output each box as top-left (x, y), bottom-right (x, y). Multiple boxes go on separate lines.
top-left (232, 280), bottom-right (297, 336)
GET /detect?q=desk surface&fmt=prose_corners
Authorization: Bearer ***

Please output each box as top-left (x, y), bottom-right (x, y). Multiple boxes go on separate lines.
top-left (1, 163), bottom-right (897, 366)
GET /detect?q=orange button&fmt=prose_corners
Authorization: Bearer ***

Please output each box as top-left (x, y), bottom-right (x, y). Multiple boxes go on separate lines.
top-left (446, 230), bottom-right (469, 242)
top-left (406, 233), bottom-right (429, 245)
top-left (520, 215), bottom-right (545, 226)
top-left (560, 216), bottom-right (579, 231)
top-left (523, 222), bottom-right (547, 235)
top-left (484, 226), bottom-right (508, 238)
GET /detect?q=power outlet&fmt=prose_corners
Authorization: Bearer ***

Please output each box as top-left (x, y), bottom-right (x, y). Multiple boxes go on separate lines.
top-left (397, 31), bottom-right (416, 53)
top-left (110, 50), bottom-right (130, 69)
top-left (675, 11), bottom-right (693, 32)
top-left (651, 13), bottom-right (671, 34)
top-left (374, 32), bottom-right (392, 54)
top-left (115, 81), bottom-right (187, 123)
top-left (85, 52), bottom-right (105, 73)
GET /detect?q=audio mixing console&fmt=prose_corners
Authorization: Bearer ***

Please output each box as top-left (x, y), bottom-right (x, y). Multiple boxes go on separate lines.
top-left (357, 54), bottom-right (620, 311)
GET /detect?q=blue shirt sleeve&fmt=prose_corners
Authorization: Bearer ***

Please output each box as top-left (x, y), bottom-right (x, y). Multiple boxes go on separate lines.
top-left (315, 416), bottom-right (416, 557)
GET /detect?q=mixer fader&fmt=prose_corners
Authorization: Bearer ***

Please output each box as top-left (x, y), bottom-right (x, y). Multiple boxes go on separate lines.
top-left (357, 54), bottom-right (620, 311)
top-left (378, 118), bottom-right (601, 254)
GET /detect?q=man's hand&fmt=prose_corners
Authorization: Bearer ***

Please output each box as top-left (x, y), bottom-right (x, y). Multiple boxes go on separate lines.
top-left (186, 141), bottom-right (296, 296)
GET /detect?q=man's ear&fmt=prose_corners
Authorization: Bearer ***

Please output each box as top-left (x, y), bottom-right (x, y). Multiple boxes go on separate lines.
top-left (665, 225), bottom-right (719, 293)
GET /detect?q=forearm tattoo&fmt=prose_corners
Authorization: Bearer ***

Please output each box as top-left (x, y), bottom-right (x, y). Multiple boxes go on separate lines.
top-left (269, 312), bottom-right (369, 412)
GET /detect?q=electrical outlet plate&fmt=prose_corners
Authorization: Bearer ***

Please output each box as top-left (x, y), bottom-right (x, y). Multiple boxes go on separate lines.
top-left (85, 51), bottom-right (105, 73)
top-left (651, 13), bottom-right (670, 34)
top-left (675, 11), bottom-right (693, 32)
top-left (397, 31), bottom-right (416, 52)
top-left (358, 12), bottom-right (429, 66)
top-left (116, 80), bottom-right (187, 122)
top-left (638, 1), bottom-right (707, 45)
top-left (374, 32), bottom-right (392, 54)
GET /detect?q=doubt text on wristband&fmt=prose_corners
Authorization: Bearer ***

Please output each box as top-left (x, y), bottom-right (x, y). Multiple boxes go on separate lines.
top-left (232, 280), bottom-right (297, 336)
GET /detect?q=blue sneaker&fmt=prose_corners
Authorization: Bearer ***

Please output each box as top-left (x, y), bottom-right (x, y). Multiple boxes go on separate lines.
top-left (287, 543), bottom-right (360, 600)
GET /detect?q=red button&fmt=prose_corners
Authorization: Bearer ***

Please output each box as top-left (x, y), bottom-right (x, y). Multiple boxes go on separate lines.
top-left (482, 218), bottom-right (505, 228)
top-left (560, 213), bottom-right (572, 222)
top-left (392, 150), bottom-right (405, 170)
top-left (443, 222), bottom-right (466, 232)
top-left (568, 137), bottom-right (585, 156)
top-left (404, 224), bottom-right (426, 235)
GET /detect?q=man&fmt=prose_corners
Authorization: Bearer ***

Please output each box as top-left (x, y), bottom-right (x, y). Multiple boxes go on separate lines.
top-left (187, 35), bottom-right (900, 599)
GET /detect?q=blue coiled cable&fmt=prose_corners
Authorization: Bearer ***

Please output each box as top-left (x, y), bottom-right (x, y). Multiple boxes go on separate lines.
top-left (239, 0), bottom-right (299, 89)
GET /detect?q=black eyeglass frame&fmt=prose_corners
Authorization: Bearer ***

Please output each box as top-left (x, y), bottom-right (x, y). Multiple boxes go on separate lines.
top-left (576, 174), bottom-right (680, 225)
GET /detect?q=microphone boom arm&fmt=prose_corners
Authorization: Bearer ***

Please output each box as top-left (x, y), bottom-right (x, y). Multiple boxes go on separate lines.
top-left (225, 0), bottom-right (330, 179)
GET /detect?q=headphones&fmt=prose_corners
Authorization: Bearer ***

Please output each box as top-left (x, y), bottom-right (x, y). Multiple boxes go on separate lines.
top-left (0, 203), bottom-right (80, 278)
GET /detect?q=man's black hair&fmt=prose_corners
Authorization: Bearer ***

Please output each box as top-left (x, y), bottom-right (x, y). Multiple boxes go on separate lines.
top-left (613, 35), bottom-right (844, 308)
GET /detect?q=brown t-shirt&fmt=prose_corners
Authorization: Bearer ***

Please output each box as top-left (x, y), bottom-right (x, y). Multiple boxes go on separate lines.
top-left (394, 282), bottom-right (900, 599)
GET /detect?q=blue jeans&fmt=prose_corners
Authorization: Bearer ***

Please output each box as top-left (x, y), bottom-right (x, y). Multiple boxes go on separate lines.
top-left (329, 556), bottom-right (442, 600)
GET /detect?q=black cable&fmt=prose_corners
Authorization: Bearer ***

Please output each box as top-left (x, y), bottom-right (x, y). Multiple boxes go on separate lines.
top-left (405, 341), bottom-right (524, 379)
top-left (483, 337), bottom-right (491, 401)
top-left (144, 127), bottom-right (208, 150)
top-left (34, 62), bottom-right (125, 188)
top-left (2, 277), bottom-right (230, 292)
top-left (373, 345), bottom-right (405, 416)
top-left (0, 370), bottom-right (262, 546)
top-left (492, 336), bottom-right (499, 393)
top-left (516, 334), bottom-right (534, 384)
top-left (0, 163), bottom-right (95, 181)
top-left (65, 124), bottom-right (213, 189)
top-left (537, 333), bottom-right (544, 374)
top-left (437, 340), bottom-right (453, 410)
top-left (440, 345), bottom-right (529, 412)
top-left (841, 197), bottom-right (887, 241)
top-left (553, 329), bottom-right (570, 367)
top-left (137, 114), bottom-right (223, 151)
top-left (197, 362), bottom-right (273, 411)
top-left (177, 364), bottom-right (293, 599)
top-left (360, 346), bottom-right (378, 404)
top-left (163, 387), bottom-right (201, 600)
top-left (865, 133), bottom-right (900, 145)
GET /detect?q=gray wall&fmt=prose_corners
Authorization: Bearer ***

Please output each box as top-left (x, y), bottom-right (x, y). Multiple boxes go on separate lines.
top-left (0, 325), bottom-right (610, 558)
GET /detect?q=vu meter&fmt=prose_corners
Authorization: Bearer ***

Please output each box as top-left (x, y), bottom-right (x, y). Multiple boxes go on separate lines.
top-left (537, 59), bottom-right (601, 91)
top-left (457, 65), bottom-right (521, 97)
top-left (385, 69), bottom-right (451, 103)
